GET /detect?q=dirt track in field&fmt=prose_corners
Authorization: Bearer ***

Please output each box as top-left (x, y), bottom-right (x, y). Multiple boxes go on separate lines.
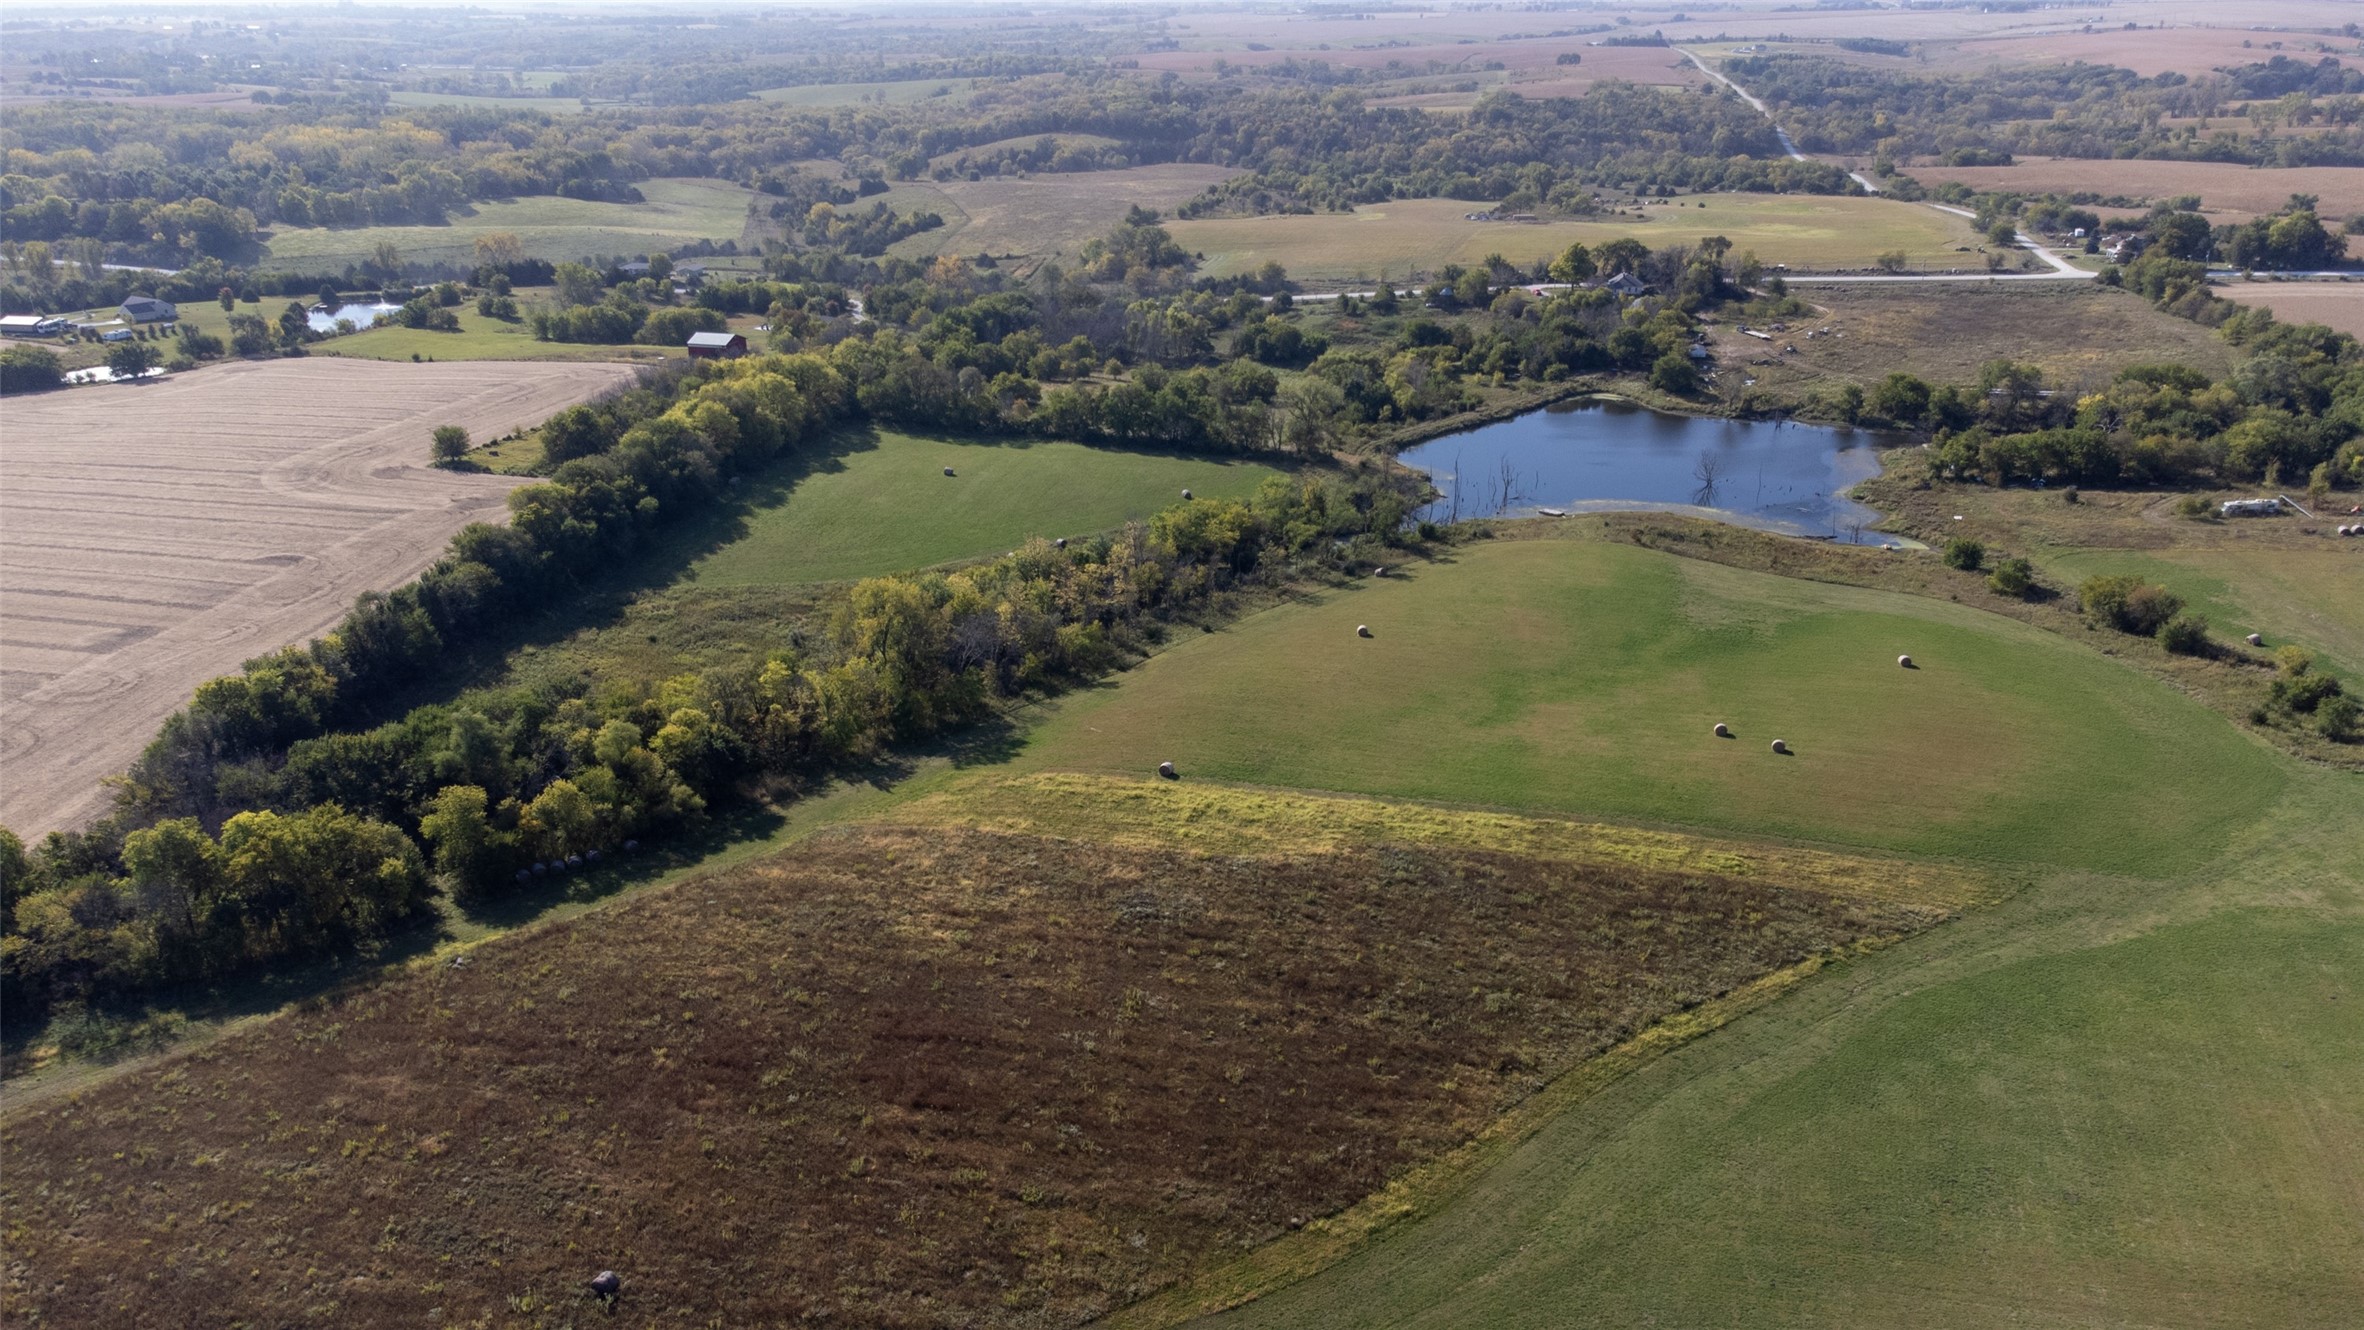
top-left (0, 357), bottom-right (636, 837)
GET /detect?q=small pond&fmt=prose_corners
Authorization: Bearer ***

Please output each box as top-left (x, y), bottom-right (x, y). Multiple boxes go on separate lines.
top-left (307, 301), bottom-right (400, 334)
top-left (1399, 396), bottom-right (1909, 545)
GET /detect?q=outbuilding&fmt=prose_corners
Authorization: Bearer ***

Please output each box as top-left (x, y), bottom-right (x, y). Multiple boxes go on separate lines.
top-left (0, 314), bottom-right (66, 337)
top-left (686, 330), bottom-right (747, 359)
top-left (118, 296), bottom-right (178, 324)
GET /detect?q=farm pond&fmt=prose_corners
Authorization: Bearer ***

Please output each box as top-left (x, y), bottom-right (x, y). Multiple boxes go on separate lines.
top-left (1401, 395), bottom-right (1911, 545)
top-left (307, 301), bottom-right (401, 333)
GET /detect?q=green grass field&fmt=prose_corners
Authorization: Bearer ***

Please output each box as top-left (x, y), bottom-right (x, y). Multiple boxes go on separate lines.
top-left (1011, 537), bottom-right (2285, 874)
top-left (2038, 546), bottom-right (2364, 680)
top-left (1199, 777), bottom-right (2362, 1329)
top-left (1166, 195), bottom-right (1986, 284)
top-left (687, 427), bottom-right (1285, 586)
top-left (315, 299), bottom-right (673, 364)
top-left (258, 177), bottom-right (758, 270)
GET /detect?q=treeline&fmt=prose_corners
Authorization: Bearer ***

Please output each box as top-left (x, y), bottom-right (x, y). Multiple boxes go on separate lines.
top-left (1906, 290), bottom-right (2362, 491)
top-left (1732, 53), bottom-right (2364, 170)
top-left (1, 430), bottom-right (1416, 1029)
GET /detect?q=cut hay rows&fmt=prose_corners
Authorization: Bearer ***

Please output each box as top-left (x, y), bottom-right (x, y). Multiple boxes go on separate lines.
top-left (0, 358), bottom-right (636, 835)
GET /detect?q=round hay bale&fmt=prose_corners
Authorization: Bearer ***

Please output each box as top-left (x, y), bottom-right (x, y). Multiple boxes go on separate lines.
top-left (943, 466), bottom-right (956, 477)
top-left (1157, 760), bottom-right (1177, 779)
top-left (2246, 632), bottom-right (2263, 647)
top-left (1898, 654), bottom-right (1914, 669)
top-left (1713, 722), bottom-right (1730, 738)
top-left (1374, 566), bottom-right (1387, 578)
top-left (1356, 624), bottom-right (1373, 638)
top-left (1770, 739), bottom-right (1789, 754)
top-left (1180, 488), bottom-right (1193, 500)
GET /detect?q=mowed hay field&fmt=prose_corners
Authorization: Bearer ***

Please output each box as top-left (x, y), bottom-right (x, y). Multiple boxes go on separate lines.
top-left (0, 358), bottom-right (635, 836)
top-left (688, 428), bottom-right (1284, 587)
top-left (0, 819), bottom-right (1948, 1329)
top-left (259, 177), bottom-right (760, 270)
top-left (1167, 196), bottom-right (1983, 285)
top-left (2211, 280), bottom-right (2364, 339)
top-left (887, 165), bottom-right (1241, 267)
top-left (1905, 157), bottom-right (2364, 224)
top-left (1010, 536), bottom-right (2285, 874)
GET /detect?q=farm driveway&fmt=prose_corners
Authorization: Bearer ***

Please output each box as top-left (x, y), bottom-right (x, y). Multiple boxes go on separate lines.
top-left (0, 358), bottom-right (636, 836)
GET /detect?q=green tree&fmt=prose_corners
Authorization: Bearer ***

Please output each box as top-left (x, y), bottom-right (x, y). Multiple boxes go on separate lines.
top-left (1649, 351), bottom-right (1699, 395)
top-left (1868, 372), bottom-right (1931, 426)
top-left (430, 425), bottom-right (470, 465)
top-left (104, 339), bottom-right (161, 382)
top-left (418, 785), bottom-right (511, 896)
top-left (0, 345), bottom-right (64, 395)
top-left (553, 261), bottom-right (607, 308)
top-left (1942, 537), bottom-right (1985, 571)
top-left (1875, 249), bottom-right (1909, 273)
top-left (520, 779), bottom-right (600, 858)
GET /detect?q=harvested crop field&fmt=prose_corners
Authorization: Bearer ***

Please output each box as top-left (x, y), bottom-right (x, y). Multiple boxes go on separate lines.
top-left (1904, 157), bottom-right (2364, 224)
top-left (0, 358), bottom-right (635, 837)
top-left (0, 820), bottom-right (1945, 1329)
top-left (2210, 280), bottom-right (2364, 339)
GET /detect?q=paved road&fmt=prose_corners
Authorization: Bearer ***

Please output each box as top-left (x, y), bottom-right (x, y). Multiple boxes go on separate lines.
top-left (1679, 49), bottom-right (2092, 285)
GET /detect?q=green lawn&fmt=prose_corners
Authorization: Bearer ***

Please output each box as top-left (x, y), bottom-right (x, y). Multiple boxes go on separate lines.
top-left (1012, 537), bottom-right (2286, 874)
top-left (258, 177), bottom-right (758, 270)
top-left (685, 426), bottom-right (1286, 587)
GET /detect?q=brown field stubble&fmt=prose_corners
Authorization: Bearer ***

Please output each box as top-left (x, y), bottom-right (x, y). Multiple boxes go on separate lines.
top-left (0, 358), bottom-right (636, 836)
top-left (0, 824), bottom-right (1942, 1328)
top-left (1905, 157), bottom-right (2364, 225)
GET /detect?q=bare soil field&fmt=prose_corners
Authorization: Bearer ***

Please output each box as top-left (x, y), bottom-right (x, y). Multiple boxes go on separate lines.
top-left (1906, 157), bottom-right (2364, 224)
top-left (2209, 280), bottom-right (2364, 337)
top-left (0, 358), bottom-right (635, 837)
top-left (1930, 25), bottom-right (2360, 79)
top-left (0, 819), bottom-right (1941, 1329)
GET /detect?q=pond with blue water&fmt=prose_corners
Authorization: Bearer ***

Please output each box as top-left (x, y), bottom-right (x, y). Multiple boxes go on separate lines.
top-left (1398, 395), bottom-right (1909, 545)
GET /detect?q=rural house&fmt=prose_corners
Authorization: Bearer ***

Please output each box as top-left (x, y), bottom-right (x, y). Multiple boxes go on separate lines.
top-left (1598, 272), bottom-right (1649, 298)
top-left (118, 296), bottom-right (177, 324)
top-left (686, 330), bottom-right (747, 359)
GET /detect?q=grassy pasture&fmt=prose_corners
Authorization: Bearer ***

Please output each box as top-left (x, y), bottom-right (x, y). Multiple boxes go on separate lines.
top-left (1714, 281), bottom-right (2238, 400)
top-left (2029, 547), bottom-right (2362, 680)
top-left (754, 76), bottom-right (976, 108)
top-left (886, 166), bottom-right (1242, 267)
top-left (259, 177), bottom-right (758, 271)
top-left (1009, 536), bottom-right (2285, 874)
top-left (315, 296), bottom-right (673, 364)
top-left (383, 89), bottom-right (587, 114)
top-left (1165, 196), bottom-right (1984, 285)
top-left (1191, 762), bottom-right (2364, 1330)
top-left (686, 427), bottom-right (1284, 587)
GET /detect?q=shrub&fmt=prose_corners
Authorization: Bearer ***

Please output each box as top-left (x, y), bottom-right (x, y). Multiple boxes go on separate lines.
top-left (0, 345), bottom-right (64, 394)
top-left (1942, 537), bottom-right (1985, 571)
top-left (2318, 693), bottom-right (2361, 741)
top-left (2080, 574), bottom-right (2183, 636)
top-left (1986, 556), bottom-right (2036, 599)
top-left (2275, 645), bottom-right (2315, 678)
top-left (2268, 672), bottom-right (2344, 715)
top-left (2173, 494), bottom-right (2213, 518)
top-left (2157, 614), bottom-right (2211, 656)
top-left (1648, 351), bottom-right (1699, 395)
